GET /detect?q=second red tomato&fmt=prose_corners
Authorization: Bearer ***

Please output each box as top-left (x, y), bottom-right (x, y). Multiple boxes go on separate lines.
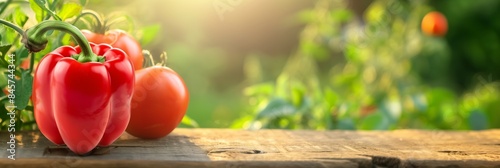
top-left (126, 66), bottom-right (189, 139)
top-left (82, 30), bottom-right (144, 70)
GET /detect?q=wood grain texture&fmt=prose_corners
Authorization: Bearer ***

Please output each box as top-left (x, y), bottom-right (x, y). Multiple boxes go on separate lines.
top-left (0, 129), bottom-right (499, 168)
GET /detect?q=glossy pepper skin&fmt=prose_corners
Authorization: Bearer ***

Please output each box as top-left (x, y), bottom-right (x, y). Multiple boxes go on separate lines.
top-left (32, 43), bottom-right (134, 155)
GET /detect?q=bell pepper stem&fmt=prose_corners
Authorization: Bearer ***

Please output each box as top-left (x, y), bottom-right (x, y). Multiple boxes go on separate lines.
top-left (25, 20), bottom-right (97, 61)
top-left (0, 19), bottom-right (25, 36)
top-left (0, 19), bottom-right (36, 72)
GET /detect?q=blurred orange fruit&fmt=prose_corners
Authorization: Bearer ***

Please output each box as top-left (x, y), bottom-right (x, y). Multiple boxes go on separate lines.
top-left (421, 11), bottom-right (448, 37)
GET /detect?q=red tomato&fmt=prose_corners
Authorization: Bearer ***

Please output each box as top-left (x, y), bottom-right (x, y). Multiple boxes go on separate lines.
top-left (126, 66), bottom-right (189, 139)
top-left (421, 11), bottom-right (448, 37)
top-left (81, 30), bottom-right (144, 70)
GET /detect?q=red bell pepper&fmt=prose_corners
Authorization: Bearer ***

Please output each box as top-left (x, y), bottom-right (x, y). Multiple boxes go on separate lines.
top-left (24, 21), bottom-right (135, 155)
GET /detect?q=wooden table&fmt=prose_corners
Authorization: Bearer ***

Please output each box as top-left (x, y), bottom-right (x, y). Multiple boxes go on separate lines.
top-left (0, 128), bottom-right (499, 168)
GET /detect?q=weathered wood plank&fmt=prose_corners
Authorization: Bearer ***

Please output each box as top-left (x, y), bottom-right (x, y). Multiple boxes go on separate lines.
top-left (0, 159), bottom-right (358, 168)
top-left (0, 129), bottom-right (499, 168)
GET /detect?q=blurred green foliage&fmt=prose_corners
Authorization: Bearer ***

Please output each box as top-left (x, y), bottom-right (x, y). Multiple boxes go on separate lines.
top-left (431, 0), bottom-right (500, 91)
top-left (234, 0), bottom-right (500, 130)
top-left (105, 0), bottom-right (500, 130)
top-left (2, 0), bottom-right (498, 131)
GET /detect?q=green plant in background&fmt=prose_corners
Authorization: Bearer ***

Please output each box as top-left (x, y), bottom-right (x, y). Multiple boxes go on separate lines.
top-left (2, 0), bottom-right (497, 131)
top-left (235, 0), bottom-right (500, 130)
top-left (0, 0), bottom-right (198, 131)
top-left (430, 0), bottom-right (500, 92)
top-left (0, 0), bottom-right (86, 131)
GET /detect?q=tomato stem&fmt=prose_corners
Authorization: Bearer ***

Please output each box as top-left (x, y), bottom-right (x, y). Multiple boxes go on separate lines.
top-left (160, 51), bottom-right (168, 66)
top-left (72, 11), bottom-right (105, 33)
top-left (24, 20), bottom-right (98, 62)
top-left (142, 50), bottom-right (154, 66)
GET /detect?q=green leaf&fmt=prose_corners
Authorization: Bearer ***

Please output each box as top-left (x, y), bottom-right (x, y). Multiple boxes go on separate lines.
top-left (337, 118), bottom-right (356, 130)
top-left (15, 116), bottom-right (22, 131)
top-left (323, 87), bottom-right (338, 108)
top-left (139, 24), bottom-right (161, 46)
top-left (34, 0), bottom-right (48, 11)
top-left (296, 97), bottom-right (312, 112)
top-left (256, 98), bottom-right (297, 119)
top-left (0, 105), bottom-right (9, 127)
top-left (0, 16), bottom-right (20, 43)
top-left (331, 9), bottom-right (353, 22)
top-left (290, 82), bottom-right (305, 106)
top-left (12, 7), bottom-right (28, 27)
top-left (0, 57), bottom-right (9, 69)
top-left (230, 116), bottom-right (253, 129)
top-left (344, 44), bottom-right (360, 63)
top-left (60, 32), bottom-right (73, 45)
top-left (300, 40), bottom-right (328, 59)
top-left (359, 112), bottom-right (389, 130)
top-left (0, 45), bottom-right (12, 67)
top-left (0, 1), bottom-right (9, 15)
top-left (79, 0), bottom-right (88, 6)
top-left (14, 71), bottom-right (33, 110)
top-left (30, 0), bottom-right (61, 21)
top-left (14, 48), bottom-right (29, 66)
top-left (411, 94), bottom-right (427, 112)
top-left (243, 83), bottom-right (274, 96)
top-left (48, 0), bottom-right (56, 10)
top-left (29, 0), bottom-right (45, 22)
top-left (469, 109), bottom-right (488, 130)
top-left (0, 73), bottom-right (7, 88)
top-left (0, 44), bottom-right (12, 57)
top-left (180, 115), bottom-right (199, 128)
top-left (15, 48), bottom-right (29, 60)
top-left (57, 2), bottom-right (82, 21)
